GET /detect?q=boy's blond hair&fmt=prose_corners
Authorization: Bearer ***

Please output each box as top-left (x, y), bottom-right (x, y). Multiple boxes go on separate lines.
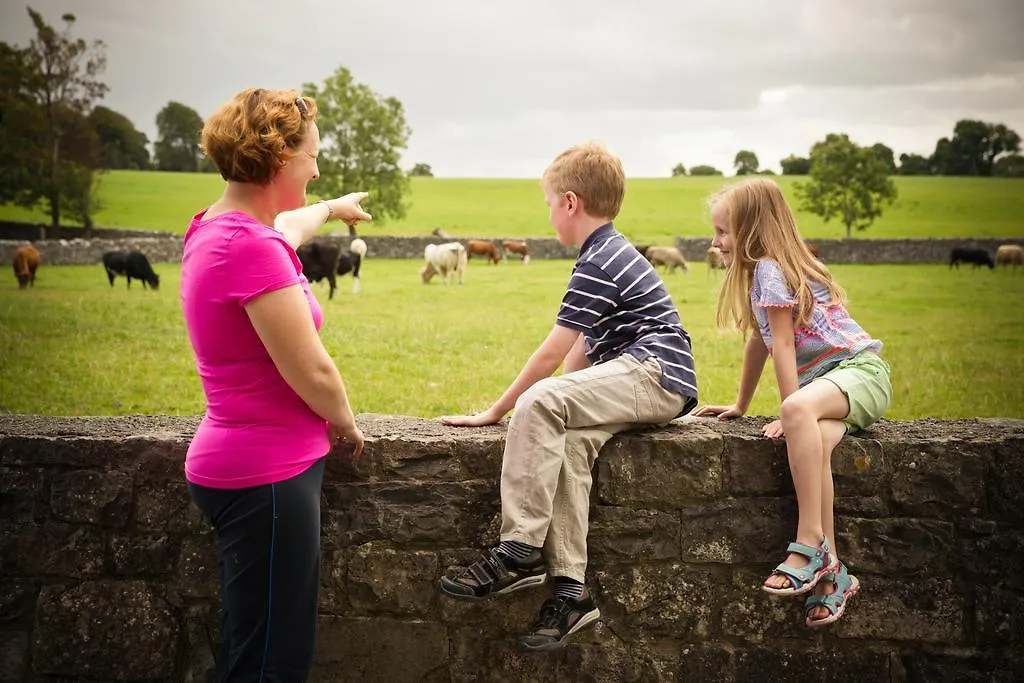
top-left (710, 177), bottom-right (844, 334)
top-left (541, 141), bottom-right (625, 219)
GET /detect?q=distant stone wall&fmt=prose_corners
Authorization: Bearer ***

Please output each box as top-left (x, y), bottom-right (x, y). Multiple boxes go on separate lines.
top-left (2, 231), bottom-right (1022, 266)
top-left (1, 415), bottom-right (1021, 682)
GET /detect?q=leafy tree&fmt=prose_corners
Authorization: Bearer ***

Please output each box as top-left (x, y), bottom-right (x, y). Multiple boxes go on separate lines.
top-left (409, 162), bottom-right (433, 177)
top-left (795, 133), bottom-right (897, 239)
top-left (689, 164), bottom-right (722, 176)
top-left (931, 120), bottom-right (1021, 176)
top-left (17, 8), bottom-right (108, 231)
top-left (0, 41), bottom-right (47, 207)
top-left (304, 67), bottom-right (412, 222)
top-left (897, 153), bottom-right (931, 175)
top-left (671, 162), bottom-right (686, 177)
top-left (780, 155), bottom-right (811, 175)
top-left (154, 101), bottom-right (203, 171)
top-left (993, 154), bottom-right (1024, 178)
top-left (870, 143), bottom-right (896, 175)
top-left (88, 105), bottom-right (149, 169)
top-left (733, 150), bottom-right (759, 175)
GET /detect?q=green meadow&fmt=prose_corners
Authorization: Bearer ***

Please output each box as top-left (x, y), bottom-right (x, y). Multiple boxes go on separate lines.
top-left (1, 173), bottom-right (1022, 241)
top-left (2, 260), bottom-right (1022, 419)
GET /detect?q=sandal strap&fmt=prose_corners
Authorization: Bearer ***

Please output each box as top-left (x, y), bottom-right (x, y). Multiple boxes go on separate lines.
top-left (771, 561), bottom-right (820, 587)
top-left (466, 550), bottom-right (507, 588)
top-left (786, 541), bottom-right (822, 558)
top-left (804, 564), bottom-right (854, 616)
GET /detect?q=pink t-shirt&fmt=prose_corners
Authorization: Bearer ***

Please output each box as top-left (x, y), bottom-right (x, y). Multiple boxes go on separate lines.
top-left (180, 209), bottom-right (330, 488)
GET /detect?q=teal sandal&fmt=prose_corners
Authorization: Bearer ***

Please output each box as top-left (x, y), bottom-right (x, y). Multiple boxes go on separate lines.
top-left (804, 562), bottom-right (860, 627)
top-left (762, 536), bottom-right (837, 596)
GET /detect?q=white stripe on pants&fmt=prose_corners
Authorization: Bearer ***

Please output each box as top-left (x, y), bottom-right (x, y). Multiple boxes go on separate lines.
top-left (499, 354), bottom-right (688, 581)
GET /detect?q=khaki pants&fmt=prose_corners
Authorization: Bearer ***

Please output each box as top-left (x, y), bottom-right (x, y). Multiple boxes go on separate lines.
top-left (500, 354), bottom-right (690, 582)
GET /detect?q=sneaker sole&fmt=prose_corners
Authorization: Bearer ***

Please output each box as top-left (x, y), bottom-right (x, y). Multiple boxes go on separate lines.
top-left (515, 607), bottom-right (601, 653)
top-left (439, 572), bottom-right (548, 601)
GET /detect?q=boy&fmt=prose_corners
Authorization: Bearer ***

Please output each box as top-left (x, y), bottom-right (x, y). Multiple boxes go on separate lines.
top-left (440, 141), bottom-right (698, 652)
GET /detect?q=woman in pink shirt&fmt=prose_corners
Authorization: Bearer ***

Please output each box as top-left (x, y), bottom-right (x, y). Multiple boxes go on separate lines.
top-left (181, 87), bottom-right (370, 682)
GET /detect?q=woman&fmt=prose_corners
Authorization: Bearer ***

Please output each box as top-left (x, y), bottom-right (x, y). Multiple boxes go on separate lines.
top-left (180, 87), bottom-right (371, 682)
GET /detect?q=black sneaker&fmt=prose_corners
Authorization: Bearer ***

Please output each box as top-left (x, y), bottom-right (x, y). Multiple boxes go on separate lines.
top-left (516, 590), bottom-right (601, 652)
top-left (439, 547), bottom-right (547, 601)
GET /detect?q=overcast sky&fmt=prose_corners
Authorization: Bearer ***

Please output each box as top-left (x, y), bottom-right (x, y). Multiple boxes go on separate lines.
top-left (2, 0), bottom-right (1023, 177)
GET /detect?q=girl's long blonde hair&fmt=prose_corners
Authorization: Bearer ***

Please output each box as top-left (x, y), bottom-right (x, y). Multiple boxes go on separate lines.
top-left (710, 177), bottom-right (844, 334)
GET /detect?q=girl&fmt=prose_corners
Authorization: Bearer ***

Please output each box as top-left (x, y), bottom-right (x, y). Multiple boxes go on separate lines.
top-left (695, 178), bottom-right (892, 627)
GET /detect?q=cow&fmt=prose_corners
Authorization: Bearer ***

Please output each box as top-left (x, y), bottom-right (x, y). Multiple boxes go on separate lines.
top-left (949, 247), bottom-right (995, 270)
top-left (646, 246), bottom-right (689, 274)
top-left (12, 245), bottom-right (40, 289)
top-left (502, 239), bottom-right (531, 264)
top-left (102, 251), bottom-right (160, 290)
top-left (432, 227), bottom-right (452, 239)
top-left (421, 242), bottom-right (467, 285)
top-left (296, 241), bottom-right (342, 299)
top-left (805, 242), bottom-right (820, 259)
top-left (706, 246), bottom-right (726, 272)
top-left (995, 244), bottom-right (1024, 269)
top-left (337, 238), bottom-right (368, 293)
top-left (465, 239), bottom-right (502, 264)
top-left (633, 244), bottom-right (653, 257)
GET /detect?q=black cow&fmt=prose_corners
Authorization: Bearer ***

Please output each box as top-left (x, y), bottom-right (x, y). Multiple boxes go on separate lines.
top-left (297, 239), bottom-right (368, 299)
top-left (949, 247), bottom-right (994, 270)
top-left (102, 251), bottom-right (160, 290)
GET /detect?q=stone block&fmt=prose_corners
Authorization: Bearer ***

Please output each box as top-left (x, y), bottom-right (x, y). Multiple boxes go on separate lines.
top-left (0, 467), bottom-right (44, 522)
top-left (838, 517), bottom-right (954, 575)
top-left (32, 581), bottom-right (179, 679)
top-left (832, 577), bottom-right (963, 644)
top-left (111, 533), bottom-right (176, 576)
top-left (50, 470), bottom-right (132, 527)
top-left (0, 435), bottom-right (121, 467)
top-left (589, 507), bottom-right (680, 563)
top-left (720, 569), bottom-right (816, 643)
top-left (724, 433), bottom-right (791, 496)
top-left (595, 564), bottom-right (716, 639)
top-left (0, 523), bottom-right (104, 578)
top-left (313, 616), bottom-right (448, 682)
top-left (988, 437), bottom-right (1024, 523)
top-left (598, 427), bottom-right (724, 509)
top-left (0, 632), bottom-right (28, 682)
top-left (889, 442), bottom-right (987, 516)
top-left (950, 531), bottom-right (1024, 591)
top-left (346, 544), bottom-right (439, 617)
top-left (975, 587), bottom-right (1024, 649)
top-left (896, 652), bottom-right (1022, 683)
top-left (680, 498), bottom-right (796, 564)
top-left (0, 579), bottom-right (36, 624)
top-left (174, 534), bottom-right (219, 598)
top-left (135, 478), bottom-right (207, 533)
top-left (734, 647), bottom-right (891, 682)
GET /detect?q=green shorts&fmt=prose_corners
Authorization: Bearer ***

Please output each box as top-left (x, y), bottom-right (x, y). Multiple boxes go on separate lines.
top-left (814, 351), bottom-right (892, 433)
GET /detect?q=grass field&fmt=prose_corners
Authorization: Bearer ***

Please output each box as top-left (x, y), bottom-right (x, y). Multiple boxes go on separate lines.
top-left (2, 260), bottom-right (1022, 419)
top-left (1, 173), bottom-right (1022, 242)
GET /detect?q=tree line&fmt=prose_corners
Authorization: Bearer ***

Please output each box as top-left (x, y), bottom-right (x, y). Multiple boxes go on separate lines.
top-left (0, 7), bottom-right (413, 232)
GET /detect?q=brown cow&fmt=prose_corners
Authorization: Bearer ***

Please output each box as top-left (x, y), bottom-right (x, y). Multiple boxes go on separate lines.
top-left (646, 246), bottom-right (689, 274)
top-left (12, 245), bottom-right (40, 289)
top-left (996, 244), bottom-right (1024, 269)
top-left (466, 239), bottom-right (502, 264)
top-left (502, 240), bottom-right (530, 264)
top-left (706, 246), bottom-right (726, 272)
top-left (805, 242), bottom-right (820, 258)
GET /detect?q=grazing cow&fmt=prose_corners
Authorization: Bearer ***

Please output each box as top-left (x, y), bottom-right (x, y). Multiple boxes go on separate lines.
top-left (633, 244), bottom-right (653, 257)
top-left (805, 242), bottom-right (820, 259)
top-left (465, 239), bottom-right (502, 264)
top-left (646, 246), bottom-right (689, 274)
top-left (296, 241), bottom-right (342, 299)
top-left (502, 239), bottom-right (531, 264)
top-left (421, 242), bottom-right (467, 285)
top-left (337, 238), bottom-right (368, 293)
top-left (102, 251), bottom-right (160, 290)
top-left (12, 245), bottom-right (40, 289)
top-left (995, 244), bottom-right (1024, 269)
top-left (706, 246), bottom-right (726, 272)
top-left (949, 247), bottom-right (995, 270)
top-left (432, 227), bottom-right (452, 239)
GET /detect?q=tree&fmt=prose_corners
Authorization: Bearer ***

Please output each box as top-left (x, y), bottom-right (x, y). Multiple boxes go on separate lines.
top-left (154, 101), bottom-right (203, 172)
top-left (733, 150), bottom-right (759, 175)
top-left (795, 133), bottom-right (897, 239)
top-left (689, 164), bottom-right (722, 176)
top-left (897, 153), bottom-right (931, 175)
top-left (0, 41), bottom-right (47, 207)
top-left (409, 162), bottom-right (433, 177)
top-left (994, 154), bottom-right (1024, 178)
top-left (671, 162), bottom-right (686, 177)
top-left (304, 67), bottom-right (412, 222)
top-left (870, 143), bottom-right (896, 175)
top-left (931, 120), bottom-right (1021, 176)
top-left (780, 155), bottom-right (811, 175)
top-left (20, 8), bottom-right (108, 231)
top-left (88, 106), bottom-right (149, 169)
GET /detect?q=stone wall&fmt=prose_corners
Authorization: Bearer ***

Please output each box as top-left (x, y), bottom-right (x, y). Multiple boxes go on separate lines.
top-left (3, 232), bottom-right (1022, 267)
top-left (1, 415), bottom-right (1021, 682)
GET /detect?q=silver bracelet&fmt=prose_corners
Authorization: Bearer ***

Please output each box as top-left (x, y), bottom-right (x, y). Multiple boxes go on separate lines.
top-left (318, 199), bottom-right (333, 221)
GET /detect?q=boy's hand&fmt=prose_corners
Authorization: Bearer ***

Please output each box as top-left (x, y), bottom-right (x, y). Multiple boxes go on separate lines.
top-left (441, 409), bottom-right (502, 427)
top-left (762, 419), bottom-right (785, 439)
top-left (693, 404), bottom-right (744, 420)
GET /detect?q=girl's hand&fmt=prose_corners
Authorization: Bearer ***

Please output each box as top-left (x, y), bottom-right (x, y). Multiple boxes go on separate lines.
top-left (762, 419), bottom-right (785, 439)
top-left (330, 422), bottom-right (365, 458)
top-left (693, 404), bottom-right (744, 420)
top-left (328, 192), bottom-right (373, 228)
top-left (441, 409), bottom-right (502, 427)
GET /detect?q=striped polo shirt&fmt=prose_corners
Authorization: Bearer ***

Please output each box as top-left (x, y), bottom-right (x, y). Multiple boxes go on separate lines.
top-left (751, 258), bottom-right (882, 386)
top-left (556, 223), bottom-right (698, 400)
